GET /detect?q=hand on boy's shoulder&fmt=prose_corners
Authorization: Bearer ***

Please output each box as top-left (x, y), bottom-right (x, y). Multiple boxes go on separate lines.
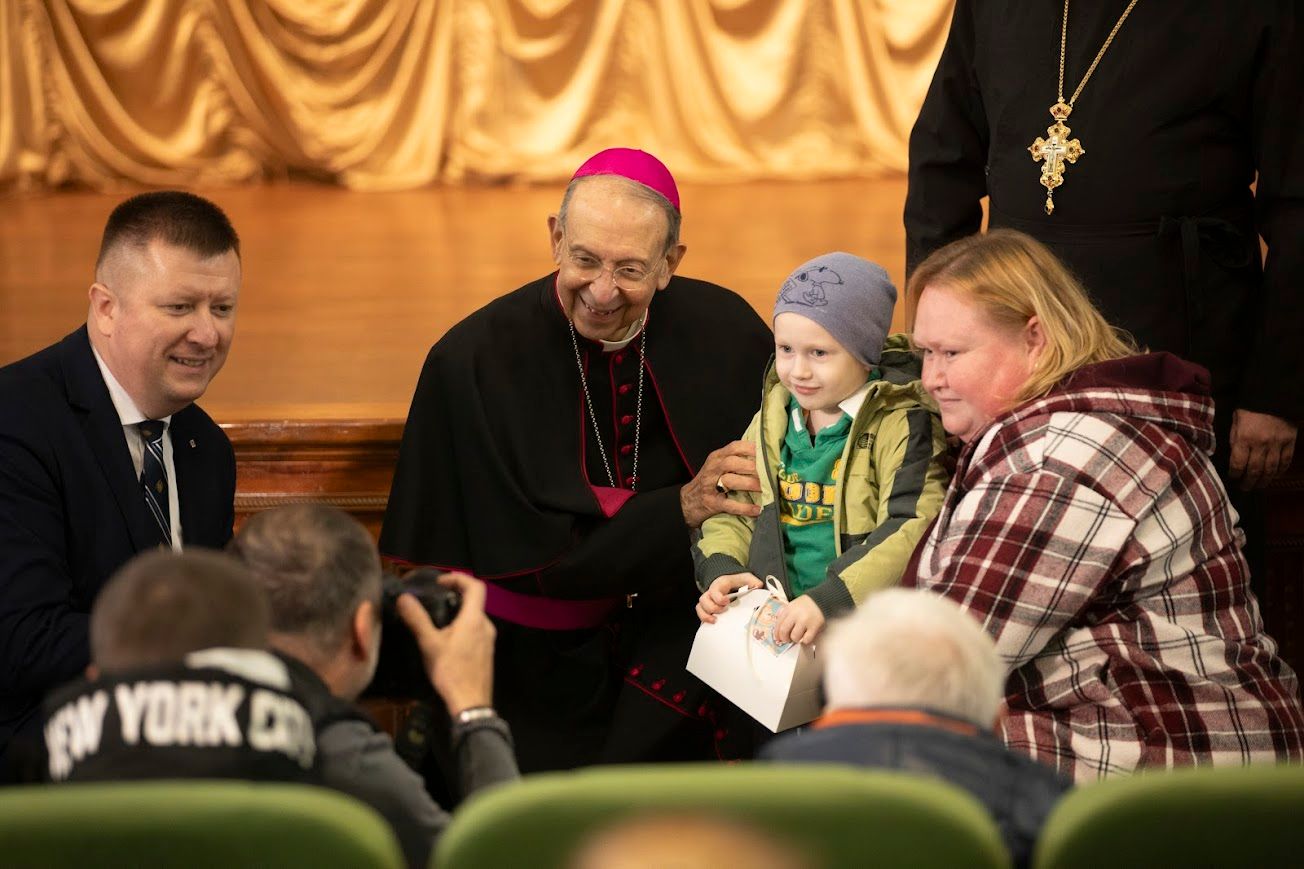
top-left (681, 440), bottom-right (763, 528)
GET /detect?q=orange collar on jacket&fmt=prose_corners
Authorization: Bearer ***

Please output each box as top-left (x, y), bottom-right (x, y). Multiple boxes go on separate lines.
top-left (812, 708), bottom-right (982, 737)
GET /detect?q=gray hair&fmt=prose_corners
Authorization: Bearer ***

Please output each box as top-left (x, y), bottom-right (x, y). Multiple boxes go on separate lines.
top-left (556, 174), bottom-right (681, 254)
top-left (229, 504), bottom-right (382, 656)
top-left (821, 589), bottom-right (1004, 728)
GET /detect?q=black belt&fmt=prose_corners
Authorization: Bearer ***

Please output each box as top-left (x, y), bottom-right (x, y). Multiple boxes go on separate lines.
top-left (990, 206), bottom-right (1254, 357)
top-left (989, 206), bottom-right (1160, 241)
top-left (1156, 215), bottom-right (1253, 324)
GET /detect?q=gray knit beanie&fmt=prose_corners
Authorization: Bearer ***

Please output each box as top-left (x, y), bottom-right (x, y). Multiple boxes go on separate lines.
top-left (773, 252), bottom-right (897, 366)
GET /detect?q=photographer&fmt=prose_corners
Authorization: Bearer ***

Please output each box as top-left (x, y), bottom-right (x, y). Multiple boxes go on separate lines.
top-left (230, 505), bottom-right (519, 869)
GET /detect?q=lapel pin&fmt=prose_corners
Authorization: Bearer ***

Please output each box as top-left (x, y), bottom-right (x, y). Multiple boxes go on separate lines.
top-left (189, 439), bottom-right (197, 448)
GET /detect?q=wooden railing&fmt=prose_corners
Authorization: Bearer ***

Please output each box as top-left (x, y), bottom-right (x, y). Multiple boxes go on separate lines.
top-left (223, 419), bottom-right (1304, 686)
top-left (224, 419), bottom-right (403, 539)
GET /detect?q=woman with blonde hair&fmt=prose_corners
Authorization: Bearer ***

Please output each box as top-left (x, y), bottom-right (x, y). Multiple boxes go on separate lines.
top-left (906, 229), bottom-right (1303, 781)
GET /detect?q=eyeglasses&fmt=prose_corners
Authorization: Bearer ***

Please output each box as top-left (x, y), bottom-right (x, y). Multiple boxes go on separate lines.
top-left (562, 242), bottom-right (661, 290)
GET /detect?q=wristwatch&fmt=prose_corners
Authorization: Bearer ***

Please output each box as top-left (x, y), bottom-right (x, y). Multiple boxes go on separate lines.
top-left (450, 705), bottom-right (514, 753)
top-left (454, 705), bottom-right (498, 726)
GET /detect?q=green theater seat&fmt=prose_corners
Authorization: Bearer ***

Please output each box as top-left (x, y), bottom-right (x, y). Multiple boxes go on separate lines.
top-left (0, 780), bottom-right (404, 869)
top-left (436, 763), bottom-right (1011, 869)
top-left (1034, 764), bottom-right (1304, 869)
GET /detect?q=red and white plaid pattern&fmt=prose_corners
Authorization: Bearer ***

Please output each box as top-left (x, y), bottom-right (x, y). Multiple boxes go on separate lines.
top-left (906, 367), bottom-right (1304, 781)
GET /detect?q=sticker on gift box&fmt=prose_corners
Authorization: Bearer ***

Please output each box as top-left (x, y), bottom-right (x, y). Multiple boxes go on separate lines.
top-left (749, 597), bottom-right (793, 656)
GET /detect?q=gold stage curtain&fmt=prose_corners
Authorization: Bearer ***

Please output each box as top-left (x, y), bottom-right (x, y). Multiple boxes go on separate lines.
top-left (1, 0), bottom-right (952, 191)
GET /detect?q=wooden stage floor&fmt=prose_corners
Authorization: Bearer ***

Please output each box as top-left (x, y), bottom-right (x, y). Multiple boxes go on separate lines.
top-left (0, 178), bottom-right (909, 422)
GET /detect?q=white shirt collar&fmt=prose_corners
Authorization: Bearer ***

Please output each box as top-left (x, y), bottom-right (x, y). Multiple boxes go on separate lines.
top-left (91, 343), bottom-right (183, 550)
top-left (185, 648), bottom-right (292, 690)
top-left (599, 312), bottom-right (648, 353)
top-left (790, 380), bottom-right (874, 430)
top-left (839, 380), bottom-right (873, 420)
top-left (91, 346), bottom-right (172, 427)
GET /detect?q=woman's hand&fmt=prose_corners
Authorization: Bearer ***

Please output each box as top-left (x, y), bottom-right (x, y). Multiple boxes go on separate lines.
top-left (695, 572), bottom-right (763, 623)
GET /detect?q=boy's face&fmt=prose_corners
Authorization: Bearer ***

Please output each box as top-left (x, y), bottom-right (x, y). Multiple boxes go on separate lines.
top-left (774, 313), bottom-right (870, 416)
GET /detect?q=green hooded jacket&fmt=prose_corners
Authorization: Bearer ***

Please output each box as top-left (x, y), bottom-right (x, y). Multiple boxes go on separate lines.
top-left (692, 334), bottom-right (950, 618)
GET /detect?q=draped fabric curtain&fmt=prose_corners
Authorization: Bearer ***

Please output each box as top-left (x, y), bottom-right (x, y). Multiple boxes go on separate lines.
top-left (1, 0), bottom-right (952, 191)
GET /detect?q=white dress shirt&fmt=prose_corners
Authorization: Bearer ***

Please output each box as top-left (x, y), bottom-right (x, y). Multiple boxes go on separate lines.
top-left (91, 348), bottom-right (183, 550)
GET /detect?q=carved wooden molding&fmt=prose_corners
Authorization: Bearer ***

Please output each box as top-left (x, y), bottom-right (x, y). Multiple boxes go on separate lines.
top-left (223, 419), bottom-right (404, 536)
top-left (234, 494), bottom-right (391, 510)
top-left (223, 419), bottom-right (404, 450)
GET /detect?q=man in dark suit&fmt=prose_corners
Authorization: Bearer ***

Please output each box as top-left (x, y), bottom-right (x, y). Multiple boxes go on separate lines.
top-left (0, 190), bottom-right (241, 779)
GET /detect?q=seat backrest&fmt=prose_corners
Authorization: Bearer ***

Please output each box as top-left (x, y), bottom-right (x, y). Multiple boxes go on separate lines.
top-left (1033, 764), bottom-right (1304, 869)
top-left (0, 780), bottom-right (404, 869)
top-left (436, 763), bottom-right (1011, 869)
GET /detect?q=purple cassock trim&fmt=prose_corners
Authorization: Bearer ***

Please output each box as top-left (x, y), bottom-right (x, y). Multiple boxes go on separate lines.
top-left (483, 581), bottom-right (622, 631)
top-left (589, 484), bottom-right (635, 517)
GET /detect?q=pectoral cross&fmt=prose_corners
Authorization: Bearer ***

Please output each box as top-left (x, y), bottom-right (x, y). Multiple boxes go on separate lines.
top-left (1029, 102), bottom-right (1084, 215)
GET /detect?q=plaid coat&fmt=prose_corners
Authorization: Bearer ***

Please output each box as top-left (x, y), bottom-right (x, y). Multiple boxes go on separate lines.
top-left (905, 354), bottom-right (1304, 781)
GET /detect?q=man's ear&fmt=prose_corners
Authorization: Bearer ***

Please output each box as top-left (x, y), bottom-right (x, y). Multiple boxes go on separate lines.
top-left (547, 214), bottom-right (564, 265)
top-left (88, 282), bottom-right (117, 337)
top-left (351, 600), bottom-right (379, 661)
top-left (657, 242), bottom-right (688, 290)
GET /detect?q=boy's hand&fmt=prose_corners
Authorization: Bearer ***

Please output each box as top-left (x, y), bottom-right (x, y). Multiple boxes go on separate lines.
top-left (695, 572), bottom-right (763, 623)
top-left (775, 596), bottom-right (825, 645)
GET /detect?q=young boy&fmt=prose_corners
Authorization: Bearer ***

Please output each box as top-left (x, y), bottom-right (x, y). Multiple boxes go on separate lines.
top-left (693, 252), bottom-right (949, 645)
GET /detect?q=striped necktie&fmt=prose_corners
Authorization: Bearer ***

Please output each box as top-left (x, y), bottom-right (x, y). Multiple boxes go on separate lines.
top-left (137, 419), bottom-right (171, 544)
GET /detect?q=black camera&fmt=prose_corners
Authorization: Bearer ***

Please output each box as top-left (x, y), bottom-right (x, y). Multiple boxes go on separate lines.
top-left (364, 568), bottom-right (462, 698)
top-left (383, 567), bottom-right (461, 629)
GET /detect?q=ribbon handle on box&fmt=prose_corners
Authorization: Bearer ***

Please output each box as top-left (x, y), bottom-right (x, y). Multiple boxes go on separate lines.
top-left (764, 574), bottom-right (787, 603)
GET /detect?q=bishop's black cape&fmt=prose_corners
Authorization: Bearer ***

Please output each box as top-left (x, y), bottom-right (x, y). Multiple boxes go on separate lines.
top-left (906, 0), bottom-right (1304, 426)
top-left (381, 273), bottom-right (773, 770)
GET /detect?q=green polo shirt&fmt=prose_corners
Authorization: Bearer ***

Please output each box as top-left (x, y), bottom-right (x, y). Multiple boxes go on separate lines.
top-left (777, 394), bottom-right (853, 596)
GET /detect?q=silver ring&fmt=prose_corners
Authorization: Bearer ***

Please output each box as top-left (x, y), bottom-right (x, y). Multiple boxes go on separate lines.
top-left (714, 475), bottom-right (729, 495)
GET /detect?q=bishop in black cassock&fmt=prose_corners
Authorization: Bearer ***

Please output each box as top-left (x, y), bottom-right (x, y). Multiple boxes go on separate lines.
top-left (381, 149), bottom-right (773, 771)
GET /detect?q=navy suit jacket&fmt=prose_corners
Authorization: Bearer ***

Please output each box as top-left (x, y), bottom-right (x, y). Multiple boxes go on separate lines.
top-left (0, 327), bottom-right (235, 770)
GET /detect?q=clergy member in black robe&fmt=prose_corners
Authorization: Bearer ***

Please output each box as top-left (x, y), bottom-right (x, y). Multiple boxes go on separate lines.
top-left (381, 149), bottom-right (773, 771)
top-left (905, 1), bottom-right (1301, 489)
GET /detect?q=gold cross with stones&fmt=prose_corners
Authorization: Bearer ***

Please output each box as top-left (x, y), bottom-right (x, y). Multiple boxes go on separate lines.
top-left (1028, 101), bottom-right (1084, 214)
